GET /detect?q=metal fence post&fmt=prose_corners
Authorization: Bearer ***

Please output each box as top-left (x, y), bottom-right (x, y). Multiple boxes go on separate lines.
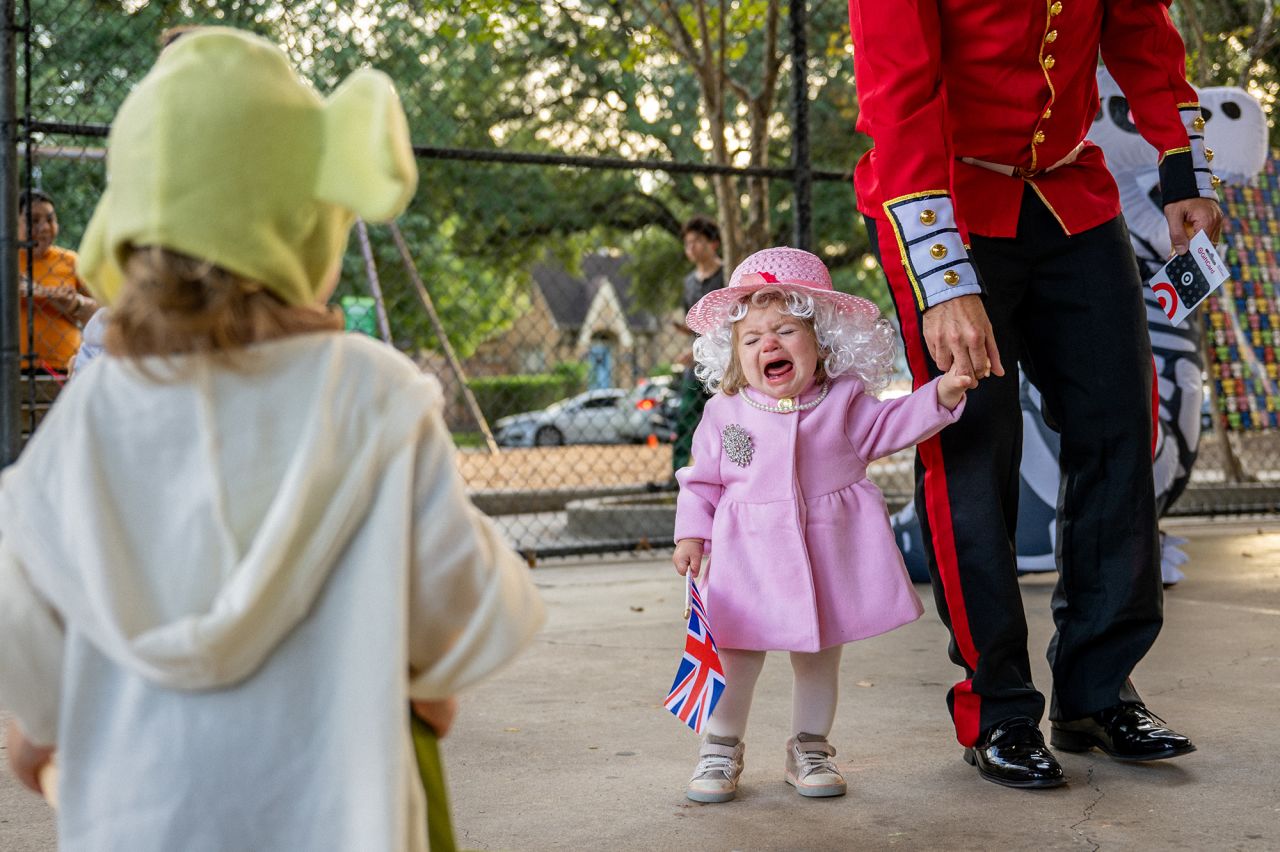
top-left (0, 0), bottom-right (20, 466)
top-left (789, 0), bottom-right (812, 251)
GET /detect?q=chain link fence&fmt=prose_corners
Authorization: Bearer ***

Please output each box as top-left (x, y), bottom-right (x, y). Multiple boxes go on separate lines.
top-left (4, 1), bottom-right (1278, 560)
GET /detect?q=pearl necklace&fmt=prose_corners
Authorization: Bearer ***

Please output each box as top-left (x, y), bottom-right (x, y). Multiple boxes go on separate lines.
top-left (741, 381), bottom-right (830, 414)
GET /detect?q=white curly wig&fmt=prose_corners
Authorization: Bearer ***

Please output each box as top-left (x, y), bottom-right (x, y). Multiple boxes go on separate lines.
top-left (691, 287), bottom-right (898, 395)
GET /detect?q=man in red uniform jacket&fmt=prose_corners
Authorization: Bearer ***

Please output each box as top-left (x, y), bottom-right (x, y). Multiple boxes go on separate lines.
top-left (849, 0), bottom-right (1221, 788)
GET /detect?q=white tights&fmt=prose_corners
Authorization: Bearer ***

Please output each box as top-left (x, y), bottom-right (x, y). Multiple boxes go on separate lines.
top-left (705, 645), bottom-right (843, 741)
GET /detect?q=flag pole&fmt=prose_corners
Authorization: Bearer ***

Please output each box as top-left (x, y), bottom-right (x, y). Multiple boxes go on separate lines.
top-left (683, 574), bottom-right (691, 621)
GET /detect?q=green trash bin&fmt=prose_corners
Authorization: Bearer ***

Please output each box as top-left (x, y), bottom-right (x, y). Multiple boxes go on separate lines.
top-left (341, 295), bottom-right (378, 338)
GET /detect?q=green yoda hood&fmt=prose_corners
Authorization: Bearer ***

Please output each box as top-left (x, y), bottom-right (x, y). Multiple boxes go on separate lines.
top-left (79, 26), bottom-right (418, 305)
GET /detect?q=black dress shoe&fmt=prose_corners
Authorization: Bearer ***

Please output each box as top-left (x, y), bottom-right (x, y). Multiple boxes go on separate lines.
top-left (1050, 702), bottom-right (1196, 762)
top-left (963, 718), bottom-right (1066, 789)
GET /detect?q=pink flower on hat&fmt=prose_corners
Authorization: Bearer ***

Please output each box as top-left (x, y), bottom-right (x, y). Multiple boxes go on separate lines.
top-left (685, 247), bottom-right (879, 334)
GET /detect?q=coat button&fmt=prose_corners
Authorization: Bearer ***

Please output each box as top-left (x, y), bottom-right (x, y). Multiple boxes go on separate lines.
top-left (1205, 146), bottom-right (1215, 162)
top-left (1046, 29), bottom-right (1058, 43)
top-left (1211, 174), bottom-right (1222, 188)
top-left (1050, 1), bottom-right (1062, 15)
top-left (1192, 116), bottom-right (1206, 131)
top-left (930, 244), bottom-right (948, 260)
top-left (1043, 108), bottom-right (1053, 119)
top-left (943, 270), bottom-right (961, 286)
top-left (1043, 55), bottom-right (1056, 70)
top-left (919, 208), bottom-right (937, 226)
top-left (1034, 130), bottom-right (1046, 144)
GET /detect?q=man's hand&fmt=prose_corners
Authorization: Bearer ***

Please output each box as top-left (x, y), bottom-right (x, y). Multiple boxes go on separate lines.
top-left (673, 538), bottom-right (704, 577)
top-left (1165, 197), bottom-right (1224, 255)
top-left (921, 294), bottom-right (1004, 380)
top-left (6, 721), bottom-right (54, 796)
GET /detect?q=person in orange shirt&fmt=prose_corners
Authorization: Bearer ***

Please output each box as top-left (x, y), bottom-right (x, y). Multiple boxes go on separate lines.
top-left (18, 190), bottom-right (98, 373)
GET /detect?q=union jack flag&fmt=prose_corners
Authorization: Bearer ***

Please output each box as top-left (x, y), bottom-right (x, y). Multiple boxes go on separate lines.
top-left (664, 580), bottom-right (725, 734)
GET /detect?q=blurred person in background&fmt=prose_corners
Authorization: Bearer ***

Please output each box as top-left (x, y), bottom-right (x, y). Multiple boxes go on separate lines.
top-left (672, 215), bottom-right (724, 472)
top-left (17, 189), bottom-right (99, 375)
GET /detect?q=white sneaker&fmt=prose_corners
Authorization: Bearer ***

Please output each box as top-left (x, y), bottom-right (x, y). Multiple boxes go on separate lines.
top-left (687, 736), bottom-right (745, 803)
top-left (785, 734), bottom-right (846, 798)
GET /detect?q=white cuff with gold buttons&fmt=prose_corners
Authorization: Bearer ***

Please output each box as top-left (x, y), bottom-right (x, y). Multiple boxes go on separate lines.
top-left (883, 192), bottom-right (982, 311)
top-left (1179, 104), bottom-right (1219, 198)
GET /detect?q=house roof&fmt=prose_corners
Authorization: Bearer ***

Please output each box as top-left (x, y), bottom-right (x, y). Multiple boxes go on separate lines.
top-left (531, 253), bottom-right (659, 333)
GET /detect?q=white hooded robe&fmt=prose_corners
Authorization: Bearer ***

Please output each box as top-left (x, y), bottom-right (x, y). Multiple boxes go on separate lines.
top-left (0, 332), bottom-right (545, 851)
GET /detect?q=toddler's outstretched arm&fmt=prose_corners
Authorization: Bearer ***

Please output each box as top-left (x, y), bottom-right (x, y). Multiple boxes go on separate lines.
top-left (847, 373), bottom-right (968, 461)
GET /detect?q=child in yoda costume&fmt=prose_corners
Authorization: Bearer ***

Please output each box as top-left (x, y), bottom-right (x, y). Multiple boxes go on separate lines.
top-left (0, 28), bottom-right (543, 852)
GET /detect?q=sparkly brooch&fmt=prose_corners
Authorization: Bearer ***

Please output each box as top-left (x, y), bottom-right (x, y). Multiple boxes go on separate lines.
top-left (721, 424), bottom-right (754, 467)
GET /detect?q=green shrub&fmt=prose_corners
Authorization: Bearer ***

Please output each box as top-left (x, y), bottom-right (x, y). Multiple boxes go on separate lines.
top-left (450, 431), bottom-right (486, 449)
top-left (550, 360), bottom-right (589, 387)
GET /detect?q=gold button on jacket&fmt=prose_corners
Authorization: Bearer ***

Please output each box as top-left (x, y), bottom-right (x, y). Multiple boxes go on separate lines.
top-left (943, 270), bottom-right (961, 286)
top-left (919, 209), bottom-right (937, 226)
top-left (930, 244), bottom-right (949, 260)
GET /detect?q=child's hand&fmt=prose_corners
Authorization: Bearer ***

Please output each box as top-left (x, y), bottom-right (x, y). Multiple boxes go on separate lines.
top-left (673, 539), bottom-right (705, 577)
top-left (412, 698), bottom-right (459, 739)
top-left (6, 721), bottom-right (54, 796)
top-left (938, 363), bottom-right (979, 411)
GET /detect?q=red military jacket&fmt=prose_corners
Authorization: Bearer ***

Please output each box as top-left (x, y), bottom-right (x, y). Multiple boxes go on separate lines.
top-left (849, 0), bottom-right (1218, 312)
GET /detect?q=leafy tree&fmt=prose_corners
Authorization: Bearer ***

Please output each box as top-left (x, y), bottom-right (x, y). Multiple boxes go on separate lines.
top-left (22, 0), bottom-right (1269, 362)
top-left (1174, 0), bottom-right (1279, 146)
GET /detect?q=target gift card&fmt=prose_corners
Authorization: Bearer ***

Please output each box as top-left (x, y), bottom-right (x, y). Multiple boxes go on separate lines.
top-left (1148, 230), bottom-right (1229, 326)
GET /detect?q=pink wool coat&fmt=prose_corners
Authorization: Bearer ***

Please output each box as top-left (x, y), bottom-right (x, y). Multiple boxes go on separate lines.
top-left (674, 375), bottom-right (963, 652)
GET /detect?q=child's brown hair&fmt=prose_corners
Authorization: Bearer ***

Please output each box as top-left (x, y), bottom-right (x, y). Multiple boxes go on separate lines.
top-left (105, 246), bottom-right (341, 365)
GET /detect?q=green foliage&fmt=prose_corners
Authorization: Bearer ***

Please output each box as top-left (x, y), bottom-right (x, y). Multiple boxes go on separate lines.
top-left (620, 227), bottom-right (690, 314)
top-left (450, 431), bottom-right (487, 449)
top-left (23, 0), bottom-right (1270, 365)
top-left (467, 365), bottom-right (587, 423)
top-left (550, 360), bottom-right (589, 388)
top-left (1171, 1), bottom-right (1280, 147)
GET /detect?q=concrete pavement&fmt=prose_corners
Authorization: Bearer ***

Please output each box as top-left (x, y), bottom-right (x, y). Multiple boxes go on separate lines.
top-left (4, 517), bottom-right (1279, 850)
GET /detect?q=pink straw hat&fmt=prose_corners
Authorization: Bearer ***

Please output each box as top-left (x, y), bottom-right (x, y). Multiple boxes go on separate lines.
top-left (684, 246), bottom-right (879, 334)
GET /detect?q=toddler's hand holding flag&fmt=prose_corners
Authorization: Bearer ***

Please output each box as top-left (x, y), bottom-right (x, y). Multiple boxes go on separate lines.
top-left (664, 575), bottom-right (725, 734)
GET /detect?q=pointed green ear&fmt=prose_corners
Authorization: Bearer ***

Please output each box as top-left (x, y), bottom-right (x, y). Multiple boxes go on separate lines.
top-left (314, 69), bottom-right (418, 222)
top-left (77, 188), bottom-right (126, 305)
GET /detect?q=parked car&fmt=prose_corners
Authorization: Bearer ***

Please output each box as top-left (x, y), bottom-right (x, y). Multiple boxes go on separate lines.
top-left (493, 388), bottom-right (632, 447)
top-left (619, 375), bottom-right (679, 443)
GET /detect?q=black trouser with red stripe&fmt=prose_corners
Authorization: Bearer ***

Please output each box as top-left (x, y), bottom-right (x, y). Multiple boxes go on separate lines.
top-left (867, 186), bottom-right (1162, 747)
